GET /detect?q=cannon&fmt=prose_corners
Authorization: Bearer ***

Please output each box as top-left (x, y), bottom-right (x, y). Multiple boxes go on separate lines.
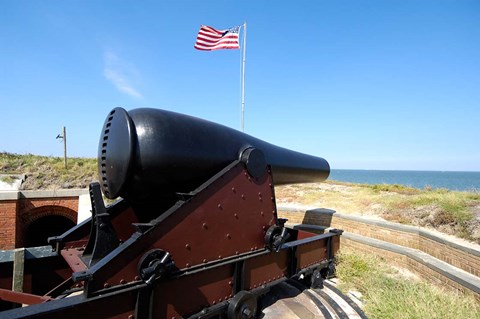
top-left (0, 108), bottom-right (342, 319)
top-left (98, 107), bottom-right (329, 201)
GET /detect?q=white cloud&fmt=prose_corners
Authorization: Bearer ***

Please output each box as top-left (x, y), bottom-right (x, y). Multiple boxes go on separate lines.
top-left (103, 51), bottom-right (143, 99)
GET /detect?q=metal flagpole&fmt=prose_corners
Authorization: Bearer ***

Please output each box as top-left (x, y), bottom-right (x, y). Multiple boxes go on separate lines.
top-left (241, 22), bottom-right (247, 132)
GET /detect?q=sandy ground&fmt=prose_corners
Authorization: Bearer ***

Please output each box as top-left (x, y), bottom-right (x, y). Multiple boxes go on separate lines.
top-left (275, 182), bottom-right (480, 247)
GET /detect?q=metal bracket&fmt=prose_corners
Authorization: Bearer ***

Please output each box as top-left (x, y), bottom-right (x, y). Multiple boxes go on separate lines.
top-left (83, 182), bottom-right (120, 267)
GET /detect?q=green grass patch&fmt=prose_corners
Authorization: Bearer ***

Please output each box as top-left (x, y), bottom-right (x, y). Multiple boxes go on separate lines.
top-left (1, 152), bottom-right (97, 189)
top-left (384, 190), bottom-right (475, 224)
top-left (369, 183), bottom-right (421, 195)
top-left (0, 175), bottom-right (16, 183)
top-left (336, 249), bottom-right (480, 319)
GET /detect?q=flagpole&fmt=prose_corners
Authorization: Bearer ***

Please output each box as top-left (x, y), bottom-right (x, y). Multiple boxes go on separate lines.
top-left (241, 22), bottom-right (247, 132)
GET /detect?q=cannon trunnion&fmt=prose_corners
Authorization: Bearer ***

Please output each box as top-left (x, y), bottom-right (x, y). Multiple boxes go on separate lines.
top-left (0, 108), bottom-right (341, 319)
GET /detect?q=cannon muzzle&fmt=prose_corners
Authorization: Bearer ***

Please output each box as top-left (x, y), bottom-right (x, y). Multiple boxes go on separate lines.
top-left (98, 107), bottom-right (329, 201)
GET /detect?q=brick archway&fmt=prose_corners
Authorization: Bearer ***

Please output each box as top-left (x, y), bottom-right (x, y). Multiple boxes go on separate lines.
top-left (0, 189), bottom-right (87, 249)
top-left (21, 205), bottom-right (77, 226)
top-left (20, 206), bottom-right (78, 247)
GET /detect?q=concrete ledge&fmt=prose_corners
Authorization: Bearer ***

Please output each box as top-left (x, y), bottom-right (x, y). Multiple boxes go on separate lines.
top-left (285, 223), bottom-right (328, 234)
top-left (0, 189), bottom-right (88, 200)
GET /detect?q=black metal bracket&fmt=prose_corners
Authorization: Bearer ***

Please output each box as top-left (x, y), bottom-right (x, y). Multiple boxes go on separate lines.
top-left (83, 182), bottom-right (120, 267)
top-left (232, 260), bottom-right (246, 295)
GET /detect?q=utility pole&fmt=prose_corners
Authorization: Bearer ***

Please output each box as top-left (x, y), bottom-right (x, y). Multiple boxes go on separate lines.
top-left (56, 126), bottom-right (67, 169)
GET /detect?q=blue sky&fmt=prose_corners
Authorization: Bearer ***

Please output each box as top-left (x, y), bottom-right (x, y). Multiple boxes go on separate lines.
top-left (1, 1), bottom-right (479, 171)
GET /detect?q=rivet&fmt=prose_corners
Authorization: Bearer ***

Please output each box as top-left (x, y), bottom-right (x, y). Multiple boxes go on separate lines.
top-left (262, 225), bottom-right (266, 230)
top-left (185, 243), bottom-right (191, 250)
top-left (203, 259), bottom-right (207, 263)
top-left (254, 246), bottom-right (257, 250)
top-left (234, 213), bottom-right (239, 219)
top-left (104, 282), bottom-right (110, 288)
top-left (231, 187), bottom-right (236, 193)
top-left (202, 223), bottom-right (208, 229)
top-left (250, 247), bottom-right (254, 251)
top-left (218, 204), bottom-right (222, 210)
top-left (134, 276), bottom-right (140, 281)
top-left (186, 263), bottom-right (190, 268)
top-left (261, 211), bottom-right (264, 216)
top-left (218, 255), bottom-right (222, 259)
top-left (226, 233), bottom-right (231, 239)
top-left (218, 298), bottom-right (222, 302)
top-left (120, 279), bottom-right (126, 284)
top-left (235, 251), bottom-right (239, 255)
top-left (213, 300), bottom-right (216, 305)
top-left (128, 315), bottom-right (134, 319)
top-left (228, 281), bottom-right (233, 286)
top-left (241, 194), bottom-right (245, 200)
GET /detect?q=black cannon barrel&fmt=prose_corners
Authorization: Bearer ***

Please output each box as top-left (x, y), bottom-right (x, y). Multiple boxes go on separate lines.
top-left (98, 107), bottom-right (329, 200)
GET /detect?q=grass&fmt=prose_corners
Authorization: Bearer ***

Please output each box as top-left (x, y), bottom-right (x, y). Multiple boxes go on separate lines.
top-left (276, 181), bottom-right (480, 244)
top-left (0, 152), bottom-right (97, 189)
top-left (336, 248), bottom-right (480, 319)
top-left (0, 175), bottom-right (16, 183)
top-left (367, 184), bottom-right (478, 240)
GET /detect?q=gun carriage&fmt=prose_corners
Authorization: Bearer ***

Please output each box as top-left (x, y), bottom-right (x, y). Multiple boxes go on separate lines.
top-left (0, 108), bottom-right (342, 319)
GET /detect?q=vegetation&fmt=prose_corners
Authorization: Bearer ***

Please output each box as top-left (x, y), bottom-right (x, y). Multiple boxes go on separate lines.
top-left (276, 181), bottom-right (480, 244)
top-left (0, 152), bottom-right (97, 189)
top-left (336, 248), bottom-right (480, 319)
top-left (0, 175), bottom-right (16, 184)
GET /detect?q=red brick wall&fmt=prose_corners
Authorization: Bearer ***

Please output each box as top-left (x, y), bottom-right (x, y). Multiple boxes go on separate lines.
top-left (0, 200), bottom-right (18, 250)
top-left (0, 196), bottom-right (79, 249)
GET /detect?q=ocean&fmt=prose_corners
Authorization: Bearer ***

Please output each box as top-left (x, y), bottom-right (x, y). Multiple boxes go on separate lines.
top-left (329, 169), bottom-right (480, 192)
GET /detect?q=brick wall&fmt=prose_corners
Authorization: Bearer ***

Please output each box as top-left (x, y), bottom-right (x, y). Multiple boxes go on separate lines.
top-left (278, 207), bottom-right (480, 287)
top-left (341, 237), bottom-right (480, 301)
top-left (0, 200), bottom-right (18, 250)
top-left (0, 190), bottom-right (86, 250)
top-left (19, 198), bottom-right (78, 225)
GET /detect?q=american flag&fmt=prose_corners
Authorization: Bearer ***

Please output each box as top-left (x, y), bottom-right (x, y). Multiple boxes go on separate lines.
top-left (194, 25), bottom-right (241, 51)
